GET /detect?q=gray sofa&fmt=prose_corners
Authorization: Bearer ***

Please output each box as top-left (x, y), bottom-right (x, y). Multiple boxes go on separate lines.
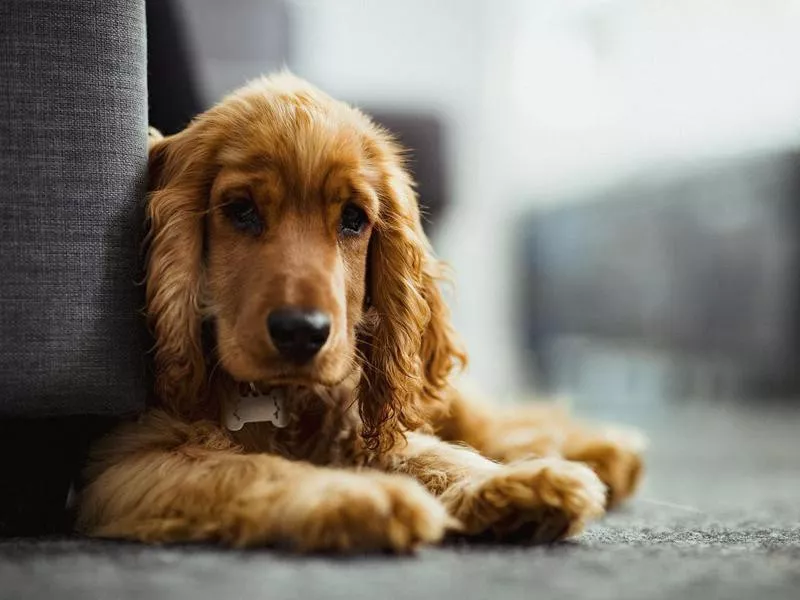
top-left (0, 0), bottom-right (149, 533)
top-left (519, 152), bottom-right (800, 402)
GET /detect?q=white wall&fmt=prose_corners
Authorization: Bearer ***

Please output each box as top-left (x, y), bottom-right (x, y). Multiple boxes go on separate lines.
top-left (501, 0), bottom-right (800, 201)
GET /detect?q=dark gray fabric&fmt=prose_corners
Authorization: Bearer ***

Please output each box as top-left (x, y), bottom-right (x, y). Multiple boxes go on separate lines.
top-left (0, 402), bottom-right (798, 599)
top-left (0, 0), bottom-right (149, 416)
top-left (519, 152), bottom-right (800, 395)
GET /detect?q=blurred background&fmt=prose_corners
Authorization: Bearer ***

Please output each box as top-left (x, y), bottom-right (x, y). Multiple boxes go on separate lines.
top-left (147, 0), bottom-right (800, 425)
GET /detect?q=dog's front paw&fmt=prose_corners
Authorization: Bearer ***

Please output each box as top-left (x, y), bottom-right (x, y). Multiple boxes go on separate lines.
top-left (259, 471), bottom-right (453, 553)
top-left (565, 426), bottom-right (646, 509)
top-left (442, 458), bottom-right (606, 544)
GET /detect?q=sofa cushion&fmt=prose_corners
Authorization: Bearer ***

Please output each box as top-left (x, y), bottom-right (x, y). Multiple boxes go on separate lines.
top-left (0, 0), bottom-right (149, 417)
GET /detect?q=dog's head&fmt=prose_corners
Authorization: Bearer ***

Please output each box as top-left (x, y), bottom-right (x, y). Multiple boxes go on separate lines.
top-left (146, 73), bottom-right (464, 451)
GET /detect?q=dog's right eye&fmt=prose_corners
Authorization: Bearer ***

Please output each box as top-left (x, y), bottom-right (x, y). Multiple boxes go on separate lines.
top-left (223, 198), bottom-right (264, 235)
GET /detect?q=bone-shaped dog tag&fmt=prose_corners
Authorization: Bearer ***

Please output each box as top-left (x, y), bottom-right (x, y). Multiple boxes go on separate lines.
top-left (223, 385), bottom-right (289, 431)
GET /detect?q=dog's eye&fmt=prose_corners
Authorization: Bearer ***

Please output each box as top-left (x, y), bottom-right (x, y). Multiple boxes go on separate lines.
top-left (223, 198), bottom-right (264, 235)
top-left (339, 203), bottom-right (368, 236)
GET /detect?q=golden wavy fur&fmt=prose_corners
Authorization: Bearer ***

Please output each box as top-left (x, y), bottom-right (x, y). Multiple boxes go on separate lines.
top-left (77, 74), bottom-right (644, 552)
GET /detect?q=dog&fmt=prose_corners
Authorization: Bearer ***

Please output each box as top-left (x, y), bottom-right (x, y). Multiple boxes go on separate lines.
top-left (77, 73), bottom-right (644, 552)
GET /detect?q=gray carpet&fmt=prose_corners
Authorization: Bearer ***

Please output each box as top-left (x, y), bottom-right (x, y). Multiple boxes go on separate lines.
top-left (1, 401), bottom-right (798, 600)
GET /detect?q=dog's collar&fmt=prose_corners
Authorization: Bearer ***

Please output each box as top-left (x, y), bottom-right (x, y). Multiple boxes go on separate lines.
top-left (222, 383), bottom-right (289, 431)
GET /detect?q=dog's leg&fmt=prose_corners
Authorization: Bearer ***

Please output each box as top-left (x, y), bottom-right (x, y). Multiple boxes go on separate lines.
top-left (433, 390), bottom-right (646, 508)
top-left (77, 411), bottom-right (450, 552)
top-left (375, 432), bottom-right (606, 543)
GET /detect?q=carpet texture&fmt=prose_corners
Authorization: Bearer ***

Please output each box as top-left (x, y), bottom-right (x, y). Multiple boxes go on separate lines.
top-left (1, 402), bottom-right (798, 600)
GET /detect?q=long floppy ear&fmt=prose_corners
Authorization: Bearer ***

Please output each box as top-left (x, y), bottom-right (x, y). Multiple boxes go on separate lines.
top-left (359, 145), bottom-right (466, 452)
top-left (145, 128), bottom-right (211, 417)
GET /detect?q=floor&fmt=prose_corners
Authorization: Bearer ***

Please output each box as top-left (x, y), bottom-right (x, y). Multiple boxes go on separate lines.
top-left (1, 400), bottom-right (798, 600)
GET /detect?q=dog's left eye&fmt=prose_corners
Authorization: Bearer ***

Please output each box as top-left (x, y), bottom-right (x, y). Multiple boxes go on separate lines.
top-left (339, 203), bottom-right (368, 236)
top-left (223, 198), bottom-right (264, 235)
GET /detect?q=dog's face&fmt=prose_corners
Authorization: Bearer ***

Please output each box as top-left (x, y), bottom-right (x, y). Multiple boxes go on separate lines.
top-left (146, 74), bottom-right (464, 450)
top-left (205, 114), bottom-right (378, 388)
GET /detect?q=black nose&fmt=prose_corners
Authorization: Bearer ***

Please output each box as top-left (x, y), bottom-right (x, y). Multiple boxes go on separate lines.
top-left (267, 308), bottom-right (331, 364)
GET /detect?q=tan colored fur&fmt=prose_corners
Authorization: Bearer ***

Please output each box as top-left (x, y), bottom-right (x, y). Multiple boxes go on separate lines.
top-left (77, 73), bottom-right (643, 552)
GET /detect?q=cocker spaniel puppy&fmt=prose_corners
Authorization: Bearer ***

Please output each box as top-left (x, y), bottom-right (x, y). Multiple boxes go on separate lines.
top-left (77, 73), bottom-right (643, 552)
